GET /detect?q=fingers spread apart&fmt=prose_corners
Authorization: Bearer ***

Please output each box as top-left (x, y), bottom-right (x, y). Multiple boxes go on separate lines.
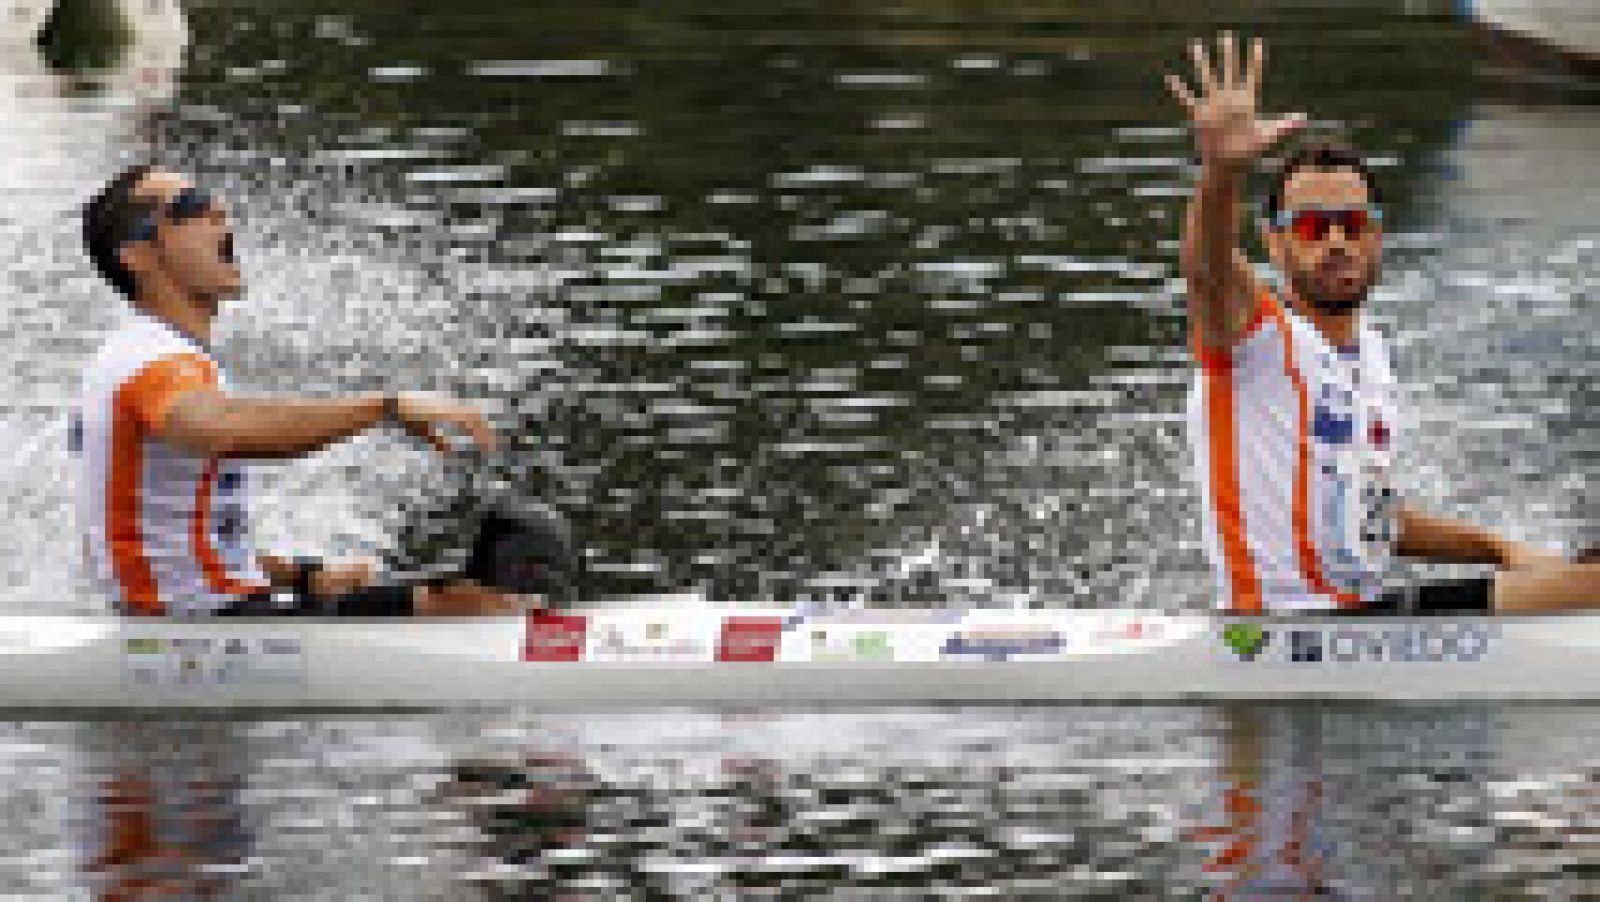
top-left (1181, 33), bottom-right (1267, 100)
top-left (1165, 72), bottom-right (1197, 110)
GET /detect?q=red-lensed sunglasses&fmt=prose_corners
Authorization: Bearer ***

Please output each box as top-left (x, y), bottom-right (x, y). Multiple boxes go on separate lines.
top-left (1271, 206), bottom-right (1382, 242)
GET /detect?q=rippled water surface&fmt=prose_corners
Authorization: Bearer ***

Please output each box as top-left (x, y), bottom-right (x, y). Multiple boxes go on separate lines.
top-left (3, 707), bottom-right (1600, 897)
top-left (0, 0), bottom-right (1595, 896)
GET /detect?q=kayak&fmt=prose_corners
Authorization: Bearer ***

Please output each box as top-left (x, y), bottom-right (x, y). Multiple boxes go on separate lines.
top-left (0, 606), bottom-right (1595, 711)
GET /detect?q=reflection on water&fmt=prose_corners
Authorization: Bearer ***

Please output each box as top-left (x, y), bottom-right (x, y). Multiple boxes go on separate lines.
top-left (0, 706), bottom-right (1596, 896)
top-left (73, 721), bottom-right (249, 899)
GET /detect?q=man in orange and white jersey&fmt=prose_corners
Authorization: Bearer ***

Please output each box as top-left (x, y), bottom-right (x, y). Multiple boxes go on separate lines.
top-left (1167, 34), bottom-right (1597, 615)
top-left (74, 163), bottom-right (530, 617)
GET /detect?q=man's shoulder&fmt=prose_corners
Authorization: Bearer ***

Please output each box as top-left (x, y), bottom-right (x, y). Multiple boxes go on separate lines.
top-left (1190, 287), bottom-right (1287, 373)
top-left (80, 329), bottom-right (217, 415)
top-left (89, 316), bottom-right (212, 371)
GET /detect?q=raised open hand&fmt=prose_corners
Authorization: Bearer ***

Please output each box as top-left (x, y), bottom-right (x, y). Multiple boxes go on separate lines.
top-left (1166, 33), bottom-right (1306, 170)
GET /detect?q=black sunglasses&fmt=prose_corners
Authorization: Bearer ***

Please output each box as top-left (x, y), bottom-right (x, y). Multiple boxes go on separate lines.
top-left (122, 187), bottom-right (218, 245)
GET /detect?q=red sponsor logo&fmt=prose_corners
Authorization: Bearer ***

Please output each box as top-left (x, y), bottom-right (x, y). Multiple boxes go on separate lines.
top-left (1115, 620), bottom-right (1157, 640)
top-left (716, 617), bottom-right (784, 662)
top-left (1089, 619), bottom-right (1163, 644)
top-left (524, 613), bottom-right (588, 662)
top-left (1127, 620), bottom-right (1159, 639)
top-left (1369, 418), bottom-right (1389, 450)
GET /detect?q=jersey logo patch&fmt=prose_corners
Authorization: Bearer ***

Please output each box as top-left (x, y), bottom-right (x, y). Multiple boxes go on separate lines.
top-left (1312, 404), bottom-right (1354, 445)
top-left (1368, 418), bottom-right (1390, 449)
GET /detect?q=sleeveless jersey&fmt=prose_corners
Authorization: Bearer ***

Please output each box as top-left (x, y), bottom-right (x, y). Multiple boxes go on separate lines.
top-left (73, 312), bottom-right (267, 615)
top-left (1187, 289), bottom-right (1401, 613)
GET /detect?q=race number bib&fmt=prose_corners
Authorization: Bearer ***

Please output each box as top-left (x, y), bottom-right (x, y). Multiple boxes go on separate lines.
top-left (1355, 403), bottom-right (1397, 567)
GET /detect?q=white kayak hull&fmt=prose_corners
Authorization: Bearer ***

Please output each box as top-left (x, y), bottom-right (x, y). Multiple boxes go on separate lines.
top-left (0, 609), bottom-right (1596, 710)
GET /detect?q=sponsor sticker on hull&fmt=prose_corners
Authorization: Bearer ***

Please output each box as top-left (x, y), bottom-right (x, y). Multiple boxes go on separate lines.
top-left (1218, 621), bottom-right (1500, 664)
top-left (717, 617), bottom-right (784, 662)
top-left (589, 616), bottom-right (712, 662)
top-left (940, 624), bottom-right (1066, 662)
top-left (524, 613), bottom-right (588, 662)
top-left (805, 627), bottom-right (895, 663)
top-left (121, 632), bottom-right (304, 692)
top-left (1090, 617), bottom-right (1164, 644)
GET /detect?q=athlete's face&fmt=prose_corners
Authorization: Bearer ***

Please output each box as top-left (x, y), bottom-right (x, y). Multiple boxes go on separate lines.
top-left (1265, 167), bottom-right (1382, 315)
top-left (119, 170), bottom-right (242, 310)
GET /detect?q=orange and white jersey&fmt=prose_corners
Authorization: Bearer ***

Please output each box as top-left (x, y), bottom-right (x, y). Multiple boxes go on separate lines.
top-left (1187, 289), bottom-right (1401, 613)
top-left (72, 312), bottom-right (267, 615)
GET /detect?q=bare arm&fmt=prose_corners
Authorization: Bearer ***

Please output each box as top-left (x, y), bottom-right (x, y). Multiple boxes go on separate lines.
top-left (159, 391), bottom-right (388, 459)
top-left (1394, 505), bottom-right (1506, 565)
top-left (1167, 34), bottom-right (1306, 356)
top-left (258, 552), bottom-right (381, 598)
top-left (258, 553), bottom-right (301, 588)
top-left (1180, 166), bottom-right (1262, 352)
top-left (156, 389), bottom-right (499, 460)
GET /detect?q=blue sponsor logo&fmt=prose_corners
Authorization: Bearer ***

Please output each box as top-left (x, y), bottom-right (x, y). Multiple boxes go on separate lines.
top-left (1312, 404), bottom-right (1354, 444)
top-left (1313, 381), bottom-right (1356, 445)
top-left (942, 627), bottom-right (1065, 661)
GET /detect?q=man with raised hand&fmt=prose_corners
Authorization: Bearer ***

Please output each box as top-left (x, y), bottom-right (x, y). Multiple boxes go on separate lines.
top-left (1167, 33), bottom-right (1596, 614)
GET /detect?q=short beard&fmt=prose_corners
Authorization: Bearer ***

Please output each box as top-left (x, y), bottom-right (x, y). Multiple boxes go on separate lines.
top-left (1289, 266), bottom-right (1372, 316)
top-left (1307, 294), bottom-right (1363, 315)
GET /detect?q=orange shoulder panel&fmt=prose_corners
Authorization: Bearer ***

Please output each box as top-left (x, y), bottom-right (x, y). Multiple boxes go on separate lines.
top-left (119, 353), bottom-right (217, 432)
top-left (1191, 287), bottom-right (1272, 371)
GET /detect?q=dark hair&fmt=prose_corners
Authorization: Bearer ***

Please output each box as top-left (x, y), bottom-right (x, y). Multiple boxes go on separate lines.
top-left (462, 503), bottom-right (578, 602)
top-left (83, 163), bottom-right (157, 301)
top-left (1263, 141), bottom-right (1380, 223)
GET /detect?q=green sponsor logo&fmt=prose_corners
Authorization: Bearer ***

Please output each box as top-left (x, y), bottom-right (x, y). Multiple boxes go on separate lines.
top-left (125, 637), bottom-right (161, 655)
top-left (1223, 623), bottom-right (1268, 660)
top-left (812, 629), bottom-right (893, 661)
top-left (853, 630), bottom-right (892, 661)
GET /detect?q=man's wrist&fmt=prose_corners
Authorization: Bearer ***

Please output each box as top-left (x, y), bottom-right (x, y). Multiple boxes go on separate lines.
top-left (1198, 155), bottom-right (1249, 180)
top-left (292, 557), bottom-right (323, 599)
top-left (380, 393), bottom-right (401, 424)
